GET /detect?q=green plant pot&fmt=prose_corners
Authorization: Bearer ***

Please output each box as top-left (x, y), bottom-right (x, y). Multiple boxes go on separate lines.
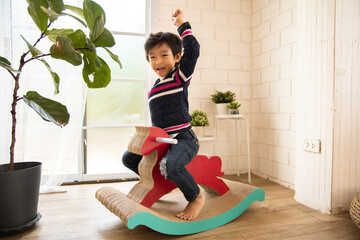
top-left (0, 162), bottom-right (42, 236)
top-left (229, 109), bottom-right (240, 115)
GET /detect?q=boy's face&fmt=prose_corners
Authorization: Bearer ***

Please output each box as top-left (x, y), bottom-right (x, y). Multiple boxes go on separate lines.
top-left (148, 43), bottom-right (181, 78)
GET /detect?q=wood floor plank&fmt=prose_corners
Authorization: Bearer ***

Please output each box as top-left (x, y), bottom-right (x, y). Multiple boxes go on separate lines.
top-left (2, 175), bottom-right (359, 239)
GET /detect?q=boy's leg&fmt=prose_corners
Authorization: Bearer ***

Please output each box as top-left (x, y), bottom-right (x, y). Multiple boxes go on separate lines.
top-left (161, 129), bottom-right (204, 220)
top-left (122, 150), bottom-right (142, 175)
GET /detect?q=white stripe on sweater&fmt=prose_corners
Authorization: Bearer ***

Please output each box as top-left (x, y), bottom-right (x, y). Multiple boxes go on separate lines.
top-left (178, 69), bottom-right (192, 82)
top-left (158, 77), bottom-right (174, 84)
top-left (148, 88), bottom-right (183, 102)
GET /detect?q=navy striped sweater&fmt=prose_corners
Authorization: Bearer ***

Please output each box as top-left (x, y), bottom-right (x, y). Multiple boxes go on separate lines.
top-left (148, 22), bottom-right (200, 135)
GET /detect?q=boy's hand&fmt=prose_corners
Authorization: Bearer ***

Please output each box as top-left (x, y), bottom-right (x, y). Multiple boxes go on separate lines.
top-left (172, 9), bottom-right (185, 27)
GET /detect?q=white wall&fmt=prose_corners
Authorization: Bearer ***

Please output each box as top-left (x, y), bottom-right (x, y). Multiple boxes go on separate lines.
top-left (332, 0), bottom-right (360, 213)
top-left (156, 0), bottom-right (253, 174)
top-left (251, 0), bottom-right (297, 188)
top-left (293, 0), bottom-right (360, 213)
top-left (295, 0), bottom-right (335, 214)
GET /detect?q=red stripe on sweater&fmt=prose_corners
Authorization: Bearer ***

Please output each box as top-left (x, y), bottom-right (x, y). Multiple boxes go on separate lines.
top-left (148, 71), bottom-right (182, 97)
top-left (164, 123), bottom-right (190, 132)
top-left (181, 30), bottom-right (192, 38)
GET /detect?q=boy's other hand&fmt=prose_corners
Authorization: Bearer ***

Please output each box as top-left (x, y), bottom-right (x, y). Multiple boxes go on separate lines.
top-left (172, 9), bottom-right (184, 27)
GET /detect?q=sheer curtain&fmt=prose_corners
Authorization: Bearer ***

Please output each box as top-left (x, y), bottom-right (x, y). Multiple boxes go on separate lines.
top-left (0, 0), bottom-right (13, 165)
top-left (1, 0), bottom-right (87, 193)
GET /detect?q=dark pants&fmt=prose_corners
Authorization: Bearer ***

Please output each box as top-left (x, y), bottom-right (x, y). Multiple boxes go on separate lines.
top-left (122, 128), bottom-right (200, 202)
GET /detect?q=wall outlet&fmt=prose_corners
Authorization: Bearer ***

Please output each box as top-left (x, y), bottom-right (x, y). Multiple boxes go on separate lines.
top-left (303, 139), bottom-right (321, 153)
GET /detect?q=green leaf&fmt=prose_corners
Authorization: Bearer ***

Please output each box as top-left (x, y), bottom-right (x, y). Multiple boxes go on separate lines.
top-left (39, 59), bottom-right (60, 94)
top-left (93, 28), bottom-right (115, 47)
top-left (59, 12), bottom-right (87, 27)
top-left (40, 6), bottom-right (59, 22)
top-left (27, 0), bottom-right (49, 32)
top-left (46, 0), bottom-right (64, 13)
top-left (83, 0), bottom-right (105, 33)
top-left (0, 56), bottom-right (11, 66)
top-left (103, 47), bottom-right (122, 69)
top-left (81, 48), bottom-right (96, 62)
top-left (64, 4), bottom-right (84, 19)
top-left (80, 45), bottom-right (100, 67)
top-left (90, 15), bottom-right (105, 42)
top-left (86, 38), bottom-right (96, 54)
top-left (68, 29), bottom-right (86, 48)
top-left (45, 28), bottom-right (74, 42)
top-left (0, 56), bottom-right (19, 72)
top-left (23, 91), bottom-right (69, 127)
top-left (21, 35), bottom-right (43, 57)
top-left (50, 35), bottom-right (82, 66)
top-left (82, 54), bottom-right (111, 88)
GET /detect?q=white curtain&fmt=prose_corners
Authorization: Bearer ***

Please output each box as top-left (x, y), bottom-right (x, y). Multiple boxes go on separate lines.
top-left (0, 0), bottom-right (12, 165)
top-left (1, 0), bottom-right (87, 193)
top-left (16, 79), bottom-right (87, 194)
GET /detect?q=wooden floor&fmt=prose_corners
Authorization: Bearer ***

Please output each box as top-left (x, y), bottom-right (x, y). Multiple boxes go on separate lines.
top-left (3, 175), bottom-right (359, 240)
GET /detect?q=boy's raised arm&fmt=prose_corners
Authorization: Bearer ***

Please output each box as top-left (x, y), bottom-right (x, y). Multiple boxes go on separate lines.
top-left (173, 9), bottom-right (200, 80)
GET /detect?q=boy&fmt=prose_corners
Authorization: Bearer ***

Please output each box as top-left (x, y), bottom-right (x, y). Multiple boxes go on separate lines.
top-left (122, 9), bottom-right (203, 220)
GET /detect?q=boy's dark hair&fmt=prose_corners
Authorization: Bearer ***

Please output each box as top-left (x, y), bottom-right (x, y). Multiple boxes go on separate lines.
top-left (144, 32), bottom-right (182, 62)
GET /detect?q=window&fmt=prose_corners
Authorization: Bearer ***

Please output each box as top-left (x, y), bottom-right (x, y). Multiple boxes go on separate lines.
top-left (82, 0), bottom-right (151, 179)
top-left (3, 0), bottom-right (151, 182)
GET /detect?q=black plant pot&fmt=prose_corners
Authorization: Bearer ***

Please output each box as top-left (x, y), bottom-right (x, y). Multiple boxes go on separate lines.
top-left (0, 162), bottom-right (42, 236)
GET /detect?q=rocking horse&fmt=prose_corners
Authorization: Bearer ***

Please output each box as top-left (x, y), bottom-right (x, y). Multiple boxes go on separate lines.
top-left (96, 126), bottom-right (265, 235)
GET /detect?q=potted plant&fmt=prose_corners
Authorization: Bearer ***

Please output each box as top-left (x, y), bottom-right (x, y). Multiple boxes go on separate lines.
top-left (0, 0), bottom-right (121, 235)
top-left (210, 90), bottom-right (236, 115)
top-left (227, 102), bottom-right (241, 115)
top-left (190, 110), bottom-right (209, 138)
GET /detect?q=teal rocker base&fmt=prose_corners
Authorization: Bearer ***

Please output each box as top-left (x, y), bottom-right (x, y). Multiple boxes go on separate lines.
top-left (96, 179), bottom-right (265, 235)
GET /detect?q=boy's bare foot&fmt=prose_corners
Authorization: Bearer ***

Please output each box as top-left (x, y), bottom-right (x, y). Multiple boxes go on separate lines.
top-left (176, 192), bottom-right (205, 221)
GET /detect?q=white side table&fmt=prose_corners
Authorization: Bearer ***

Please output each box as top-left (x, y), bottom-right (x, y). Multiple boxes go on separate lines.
top-left (216, 114), bottom-right (251, 183)
top-left (197, 136), bottom-right (215, 157)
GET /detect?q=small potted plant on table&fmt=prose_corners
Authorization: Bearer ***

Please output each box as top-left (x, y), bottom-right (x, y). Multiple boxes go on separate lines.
top-left (210, 90), bottom-right (236, 115)
top-left (227, 102), bottom-right (241, 115)
top-left (190, 110), bottom-right (209, 138)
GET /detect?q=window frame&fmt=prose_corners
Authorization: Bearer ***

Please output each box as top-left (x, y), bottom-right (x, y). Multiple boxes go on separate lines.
top-left (76, 0), bottom-right (154, 182)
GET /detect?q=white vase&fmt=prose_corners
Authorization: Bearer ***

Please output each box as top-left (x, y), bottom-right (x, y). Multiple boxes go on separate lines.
top-left (192, 126), bottom-right (205, 138)
top-left (216, 103), bottom-right (228, 115)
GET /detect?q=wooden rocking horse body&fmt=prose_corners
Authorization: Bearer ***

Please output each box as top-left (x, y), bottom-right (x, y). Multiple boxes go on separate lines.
top-left (96, 126), bottom-right (265, 235)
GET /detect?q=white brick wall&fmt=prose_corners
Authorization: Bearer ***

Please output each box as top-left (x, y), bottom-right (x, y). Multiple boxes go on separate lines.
top-left (215, 0), bottom-right (241, 13)
top-left (253, 22), bottom-right (270, 41)
top-left (253, 52), bottom-right (270, 68)
top-left (251, 0), bottom-right (297, 186)
top-left (156, 0), bottom-right (297, 186)
top-left (187, 0), bottom-right (214, 9)
top-left (202, 11), bottom-right (228, 25)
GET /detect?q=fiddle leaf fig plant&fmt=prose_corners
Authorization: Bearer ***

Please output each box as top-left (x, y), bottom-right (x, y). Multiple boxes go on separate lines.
top-left (0, 0), bottom-right (121, 172)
